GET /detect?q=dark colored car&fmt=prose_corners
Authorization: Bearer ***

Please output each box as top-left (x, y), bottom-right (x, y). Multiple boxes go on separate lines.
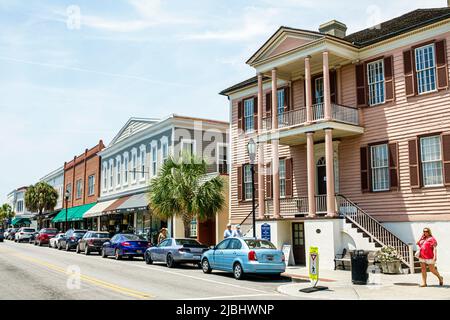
top-left (101, 234), bottom-right (150, 260)
top-left (0, 228), bottom-right (4, 242)
top-left (76, 231), bottom-right (110, 255)
top-left (34, 228), bottom-right (58, 246)
top-left (58, 229), bottom-right (87, 251)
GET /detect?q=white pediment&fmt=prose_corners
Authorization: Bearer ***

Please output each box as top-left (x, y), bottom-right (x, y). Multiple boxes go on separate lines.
top-left (109, 118), bottom-right (159, 147)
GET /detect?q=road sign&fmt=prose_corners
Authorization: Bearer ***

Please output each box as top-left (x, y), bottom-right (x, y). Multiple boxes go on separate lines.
top-left (261, 223), bottom-right (271, 241)
top-left (309, 247), bottom-right (319, 281)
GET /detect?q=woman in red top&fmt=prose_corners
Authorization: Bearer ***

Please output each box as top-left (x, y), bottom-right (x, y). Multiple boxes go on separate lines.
top-left (417, 227), bottom-right (443, 287)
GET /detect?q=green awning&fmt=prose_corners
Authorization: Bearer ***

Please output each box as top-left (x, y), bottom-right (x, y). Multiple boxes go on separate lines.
top-left (11, 217), bottom-right (31, 226)
top-left (52, 203), bottom-right (96, 223)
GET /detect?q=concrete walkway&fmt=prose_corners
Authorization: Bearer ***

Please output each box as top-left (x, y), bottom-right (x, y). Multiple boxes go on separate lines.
top-left (280, 266), bottom-right (450, 300)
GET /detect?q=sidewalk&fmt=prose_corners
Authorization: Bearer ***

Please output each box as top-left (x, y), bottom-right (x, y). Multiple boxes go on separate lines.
top-left (280, 267), bottom-right (450, 300)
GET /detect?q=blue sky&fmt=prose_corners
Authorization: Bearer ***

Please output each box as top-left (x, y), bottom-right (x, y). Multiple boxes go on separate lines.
top-left (0, 0), bottom-right (445, 202)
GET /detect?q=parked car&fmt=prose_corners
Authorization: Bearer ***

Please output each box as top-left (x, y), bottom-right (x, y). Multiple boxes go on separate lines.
top-left (58, 229), bottom-right (87, 251)
top-left (101, 234), bottom-right (150, 260)
top-left (14, 227), bottom-right (36, 243)
top-left (28, 231), bottom-right (39, 244)
top-left (201, 238), bottom-right (286, 280)
top-left (34, 228), bottom-right (58, 246)
top-left (6, 228), bottom-right (18, 240)
top-left (76, 231), bottom-right (110, 255)
top-left (144, 238), bottom-right (208, 268)
top-left (0, 229), bottom-right (4, 242)
top-left (49, 233), bottom-right (66, 249)
top-left (3, 228), bottom-right (12, 239)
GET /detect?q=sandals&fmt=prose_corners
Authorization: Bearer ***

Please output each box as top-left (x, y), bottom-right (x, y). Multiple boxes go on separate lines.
top-left (439, 276), bottom-right (444, 286)
top-left (420, 284), bottom-right (427, 287)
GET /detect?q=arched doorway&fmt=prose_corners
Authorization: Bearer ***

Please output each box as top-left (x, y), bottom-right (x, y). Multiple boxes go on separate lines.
top-left (316, 157), bottom-right (327, 195)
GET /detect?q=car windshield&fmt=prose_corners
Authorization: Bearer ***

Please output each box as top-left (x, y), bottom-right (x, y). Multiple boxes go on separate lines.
top-left (244, 240), bottom-right (276, 249)
top-left (42, 229), bottom-right (57, 234)
top-left (74, 232), bottom-right (86, 237)
top-left (23, 228), bottom-right (35, 232)
top-left (122, 234), bottom-right (146, 241)
top-left (175, 239), bottom-right (201, 246)
top-left (91, 233), bottom-right (109, 239)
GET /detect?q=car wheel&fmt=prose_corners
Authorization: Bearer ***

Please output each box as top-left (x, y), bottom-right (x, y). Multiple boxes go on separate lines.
top-left (166, 254), bottom-right (176, 268)
top-left (233, 262), bottom-right (244, 280)
top-left (84, 246), bottom-right (90, 256)
top-left (202, 258), bottom-right (212, 274)
top-left (145, 253), bottom-right (153, 265)
top-left (76, 245), bottom-right (80, 254)
top-left (128, 256), bottom-right (133, 260)
top-left (115, 249), bottom-right (122, 260)
top-left (101, 248), bottom-right (107, 258)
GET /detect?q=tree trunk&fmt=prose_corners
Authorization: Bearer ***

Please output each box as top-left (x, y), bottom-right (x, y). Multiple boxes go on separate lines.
top-left (182, 214), bottom-right (193, 238)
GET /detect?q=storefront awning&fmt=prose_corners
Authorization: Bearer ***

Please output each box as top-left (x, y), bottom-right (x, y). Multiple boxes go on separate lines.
top-left (83, 199), bottom-right (117, 218)
top-left (52, 203), bottom-right (96, 223)
top-left (102, 196), bottom-right (132, 214)
top-left (115, 193), bottom-right (149, 213)
top-left (11, 217), bottom-right (31, 226)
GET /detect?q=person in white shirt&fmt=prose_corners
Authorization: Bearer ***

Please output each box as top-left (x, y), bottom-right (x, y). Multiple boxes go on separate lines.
top-left (223, 223), bottom-right (233, 239)
top-left (233, 225), bottom-right (243, 238)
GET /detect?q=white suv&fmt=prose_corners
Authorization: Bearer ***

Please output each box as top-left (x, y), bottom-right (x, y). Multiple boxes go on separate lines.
top-left (15, 227), bottom-right (36, 243)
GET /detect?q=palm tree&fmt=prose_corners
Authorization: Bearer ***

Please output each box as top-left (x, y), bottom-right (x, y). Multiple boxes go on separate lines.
top-left (24, 182), bottom-right (58, 230)
top-left (0, 203), bottom-right (14, 228)
top-left (148, 153), bottom-right (225, 238)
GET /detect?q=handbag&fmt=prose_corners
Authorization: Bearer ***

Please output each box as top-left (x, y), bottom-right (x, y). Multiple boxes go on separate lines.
top-left (415, 250), bottom-right (421, 259)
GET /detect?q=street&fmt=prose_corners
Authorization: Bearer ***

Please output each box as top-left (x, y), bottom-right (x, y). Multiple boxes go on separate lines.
top-left (0, 241), bottom-right (296, 300)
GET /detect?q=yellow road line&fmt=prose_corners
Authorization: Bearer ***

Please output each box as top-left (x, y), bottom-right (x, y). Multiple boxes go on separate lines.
top-left (0, 247), bottom-right (153, 299)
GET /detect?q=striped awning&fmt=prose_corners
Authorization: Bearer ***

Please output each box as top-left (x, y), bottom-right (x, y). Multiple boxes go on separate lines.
top-left (115, 193), bottom-right (148, 213)
top-left (83, 199), bottom-right (117, 218)
top-left (52, 203), bottom-right (96, 223)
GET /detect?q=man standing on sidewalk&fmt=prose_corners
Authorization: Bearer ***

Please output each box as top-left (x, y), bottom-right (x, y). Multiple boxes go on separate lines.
top-left (223, 223), bottom-right (233, 239)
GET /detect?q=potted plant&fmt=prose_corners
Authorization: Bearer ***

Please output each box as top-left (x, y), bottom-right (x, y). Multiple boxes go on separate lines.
top-left (374, 246), bottom-right (402, 274)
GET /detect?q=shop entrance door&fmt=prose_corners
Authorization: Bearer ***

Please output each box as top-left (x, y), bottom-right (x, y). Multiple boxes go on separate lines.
top-left (292, 222), bottom-right (306, 265)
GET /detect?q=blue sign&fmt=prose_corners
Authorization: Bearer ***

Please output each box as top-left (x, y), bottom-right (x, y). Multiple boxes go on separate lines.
top-left (261, 223), bottom-right (271, 241)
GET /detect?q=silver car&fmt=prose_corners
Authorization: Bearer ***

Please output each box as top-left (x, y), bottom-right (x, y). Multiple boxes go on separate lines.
top-left (14, 227), bottom-right (36, 242)
top-left (49, 233), bottom-right (66, 248)
top-left (144, 238), bottom-right (208, 268)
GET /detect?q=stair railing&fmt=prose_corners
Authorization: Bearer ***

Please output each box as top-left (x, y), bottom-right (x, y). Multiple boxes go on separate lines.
top-left (238, 205), bottom-right (259, 237)
top-left (336, 194), bottom-right (414, 272)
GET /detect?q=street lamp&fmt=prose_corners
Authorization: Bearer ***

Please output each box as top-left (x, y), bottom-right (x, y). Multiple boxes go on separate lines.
top-left (247, 138), bottom-right (257, 238)
top-left (64, 190), bottom-right (70, 232)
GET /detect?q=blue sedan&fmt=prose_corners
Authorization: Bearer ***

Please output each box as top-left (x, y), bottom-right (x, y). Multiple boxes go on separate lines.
top-left (201, 238), bottom-right (286, 280)
top-left (101, 233), bottom-right (150, 260)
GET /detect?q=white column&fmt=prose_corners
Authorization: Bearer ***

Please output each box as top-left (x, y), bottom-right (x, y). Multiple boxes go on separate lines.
top-left (257, 73), bottom-right (265, 219)
top-left (305, 56), bottom-right (313, 123)
top-left (271, 68), bottom-right (280, 218)
top-left (325, 129), bottom-right (336, 217)
top-left (306, 132), bottom-right (316, 217)
top-left (323, 51), bottom-right (332, 120)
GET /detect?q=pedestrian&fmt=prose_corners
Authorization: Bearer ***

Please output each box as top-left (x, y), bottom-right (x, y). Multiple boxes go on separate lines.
top-left (223, 223), bottom-right (233, 239)
top-left (158, 227), bottom-right (168, 244)
top-left (416, 227), bottom-right (444, 287)
top-left (232, 225), bottom-right (243, 238)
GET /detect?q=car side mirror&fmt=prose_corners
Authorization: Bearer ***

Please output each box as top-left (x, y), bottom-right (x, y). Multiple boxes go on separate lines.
top-left (209, 245), bottom-right (216, 250)
top-left (103, 242), bottom-right (110, 246)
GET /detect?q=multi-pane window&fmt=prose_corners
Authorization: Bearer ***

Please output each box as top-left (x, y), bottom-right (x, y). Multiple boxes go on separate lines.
top-left (76, 179), bottom-right (83, 199)
top-left (371, 144), bottom-right (389, 191)
top-left (116, 159), bottom-right (121, 186)
top-left (415, 44), bottom-right (437, 94)
top-left (315, 77), bottom-right (324, 104)
top-left (124, 155), bottom-right (128, 184)
top-left (367, 60), bottom-right (385, 106)
top-left (182, 141), bottom-right (194, 156)
top-left (277, 89), bottom-right (285, 124)
top-left (190, 218), bottom-right (197, 238)
top-left (244, 98), bottom-right (254, 133)
top-left (88, 175), bottom-right (95, 196)
top-left (103, 164), bottom-right (107, 190)
top-left (244, 164), bottom-right (253, 200)
top-left (140, 149), bottom-right (146, 179)
top-left (218, 145), bottom-right (228, 174)
top-left (152, 145), bottom-right (157, 176)
top-left (132, 153), bottom-right (137, 181)
top-left (162, 142), bottom-right (169, 163)
top-left (66, 184), bottom-right (72, 201)
top-left (279, 159), bottom-right (286, 197)
top-left (420, 136), bottom-right (443, 187)
top-left (16, 200), bottom-right (23, 213)
top-left (109, 161), bottom-right (114, 188)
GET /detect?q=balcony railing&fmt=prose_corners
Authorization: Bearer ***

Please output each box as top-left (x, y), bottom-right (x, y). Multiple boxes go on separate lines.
top-left (261, 103), bottom-right (359, 132)
top-left (264, 195), bottom-right (328, 217)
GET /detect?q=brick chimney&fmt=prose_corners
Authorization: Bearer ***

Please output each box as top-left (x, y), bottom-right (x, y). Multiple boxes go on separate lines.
top-left (319, 20), bottom-right (347, 38)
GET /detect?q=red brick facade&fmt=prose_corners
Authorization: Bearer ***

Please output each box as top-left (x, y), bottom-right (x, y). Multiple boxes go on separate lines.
top-left (63, 140), bottom-right (105, 208)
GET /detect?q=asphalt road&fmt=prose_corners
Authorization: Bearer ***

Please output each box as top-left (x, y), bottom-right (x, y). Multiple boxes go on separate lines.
top-left (0, 240), bottom-right (296, 300)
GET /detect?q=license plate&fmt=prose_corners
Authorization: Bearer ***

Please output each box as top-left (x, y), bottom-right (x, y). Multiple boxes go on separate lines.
top-left (266, 255), bottom-right (274, 261)
top-left (136, 250), bottom-right (142, 254)
top-left (194, 255), bottom-right (201, 259)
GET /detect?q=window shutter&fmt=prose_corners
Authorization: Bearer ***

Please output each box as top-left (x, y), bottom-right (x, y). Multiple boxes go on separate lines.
top-left (403, 49), bottom-right (416, 97)
top-left (435, 40), bottom-right (449, 90)
top-left (254, 165), bottom-right (259, 199)
top-left (360, 147), bottom-right (370, 192)
top-left (408, 139), bottom-right (420, 188)
top-left (441, 133), bottom-right (450, 186)
top-left (330, 70), bottom-right (337, 104)
top-left (266, 163), bottom-right (273, 199)
top-left (253, 96), bottom-right (258, 131)
top-left (384, 56), bottom-right (395, 102)
top-left (389, 142), bottom-right (399, 190)
top-left (237, 165), bottom-right (243, 201)
top-left (284, 87), bottom-right (290, 111)
top-left (356, 64), bottom-right (367, 107)
top-left (265, 92), bottom-right (272, 118)
top-left (237, 101), bottom-right (243, 131)
top-left (285, 158), bottom-right (293, 198)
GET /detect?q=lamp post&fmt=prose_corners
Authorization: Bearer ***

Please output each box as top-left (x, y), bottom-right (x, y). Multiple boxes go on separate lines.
top-left (64, 190), bottom-right (70, 232)
top-left (247, 138), bottom-right (257, 238)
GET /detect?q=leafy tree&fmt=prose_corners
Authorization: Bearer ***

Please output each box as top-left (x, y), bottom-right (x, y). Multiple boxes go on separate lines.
top-left (0, 203), bottom-right (15, 228)
top-left (24, 182), bottom-right (58, 229)
top-left (148, 153), bottom-right (225, 238)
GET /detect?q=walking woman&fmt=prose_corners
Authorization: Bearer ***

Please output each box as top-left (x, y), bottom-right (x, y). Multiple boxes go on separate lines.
top-left (416, 227), bottom-right (444, 287)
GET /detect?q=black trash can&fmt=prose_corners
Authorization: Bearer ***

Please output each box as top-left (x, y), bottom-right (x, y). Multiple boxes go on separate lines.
top-left (350, 250), bottom-right (369, 285)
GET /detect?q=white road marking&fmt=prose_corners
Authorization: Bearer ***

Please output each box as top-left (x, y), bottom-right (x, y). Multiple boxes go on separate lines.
top-left (183, 293), bottom-right (283, 300)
